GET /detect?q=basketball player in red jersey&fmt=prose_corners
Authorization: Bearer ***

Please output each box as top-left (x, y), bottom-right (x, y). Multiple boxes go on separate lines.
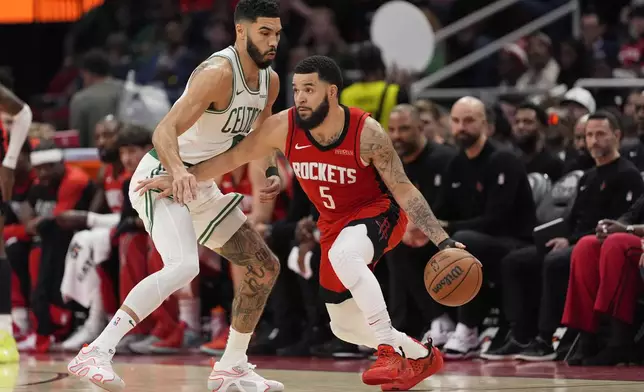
top-left (0, 82), bottom-right (33, 364)
top-left (137, 55), bottom-right (466, 390)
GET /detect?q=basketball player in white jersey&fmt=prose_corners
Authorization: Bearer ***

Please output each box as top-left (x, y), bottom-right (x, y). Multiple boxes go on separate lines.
top-left (67, 1), bottom-right (285, 391)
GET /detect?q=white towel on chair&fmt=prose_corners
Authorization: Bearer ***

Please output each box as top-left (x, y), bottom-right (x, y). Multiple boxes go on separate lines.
top-left (60, 227), bottom-right (113, 308)
top-left (287, 246), bottom-right (313, 280)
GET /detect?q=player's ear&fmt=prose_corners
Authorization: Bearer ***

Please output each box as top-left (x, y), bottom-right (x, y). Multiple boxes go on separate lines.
top-left (235, 22), bottom-right (245, 39)
top-left (328, 85), bottom-right (338, 100)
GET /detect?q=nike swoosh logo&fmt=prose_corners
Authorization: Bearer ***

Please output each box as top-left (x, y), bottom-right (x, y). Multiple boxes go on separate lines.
top-left (294, 144), bottom-right (311, 150)
top-left (236, 90), bottom-right (244, 95)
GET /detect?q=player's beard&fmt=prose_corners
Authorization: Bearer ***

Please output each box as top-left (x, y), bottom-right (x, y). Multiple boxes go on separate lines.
top-left (295, 97), bottom-right (330, 130)
top-left (454, 132), bottom-right (480, 149)
top-left (99, 147), bottom-right (120, 163)
top-left (247, 36), bottom-right (274, 69)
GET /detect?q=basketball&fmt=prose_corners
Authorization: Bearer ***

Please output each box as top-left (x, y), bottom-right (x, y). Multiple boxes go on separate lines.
top-left (424, 248), bottom-right (482, 307)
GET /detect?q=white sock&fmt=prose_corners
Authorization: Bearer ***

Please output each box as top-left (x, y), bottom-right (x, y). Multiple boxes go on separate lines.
top-left (217, 328), bottom-right (251, 367)
top-left (366, 309), bottom-right (397, 349)
top-left (179, 298), bottom-right (200, 331)
top-left (0, 314), bottom-right (12, 336)
top-left (92, 309), bottom-right (136, 350)
top-left (11, 308), bottom-right (28, 333)
top-left (395, 329), bottom-right (429, 359)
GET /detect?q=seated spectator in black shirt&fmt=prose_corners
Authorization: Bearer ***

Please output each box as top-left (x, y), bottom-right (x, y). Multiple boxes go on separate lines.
top-left (483, 111), bottom-right (644, 362)
top-left (562, 194), bottom-right (644, 366)
top-left (513, 103), bottom-right (564, 182)
top-left (432, 97), bottom-right (537, 359)
top-left (384, 104), bottom-right (457, 343)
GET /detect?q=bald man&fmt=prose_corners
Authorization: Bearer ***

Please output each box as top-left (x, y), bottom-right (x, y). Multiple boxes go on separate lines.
top-left (431, 97), bottom-right (536, 359)
top-left (385, 104), bottom-right (456, 341)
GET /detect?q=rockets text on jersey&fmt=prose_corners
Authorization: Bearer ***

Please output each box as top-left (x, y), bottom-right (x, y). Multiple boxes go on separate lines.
top-left (285, 105), bottom-right (394, 227)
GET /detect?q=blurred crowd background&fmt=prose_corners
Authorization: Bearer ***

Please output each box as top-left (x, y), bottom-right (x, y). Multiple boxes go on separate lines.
top-left (3, 0), bottom-right (644, 368)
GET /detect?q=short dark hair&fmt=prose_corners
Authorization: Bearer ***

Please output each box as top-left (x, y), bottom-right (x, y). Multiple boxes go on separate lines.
top-left (517, 102), bottom-right (548, 127)
top-left (587, 110), bottom-right (621, 131)
top-left (117, 124), bottom-right (153, 148)
top-left (79, 50), bottom-right (111, 77)
top-left (293, 55), bottom-right (343, 90)
top-left (234, 0), bottom-right (279, 23)
top-left (355, 41), bottom-right (385, 75)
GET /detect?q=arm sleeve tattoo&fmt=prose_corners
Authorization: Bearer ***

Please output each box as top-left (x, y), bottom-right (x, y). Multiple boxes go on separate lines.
top-left (360, 119), bottom-right (449, 246)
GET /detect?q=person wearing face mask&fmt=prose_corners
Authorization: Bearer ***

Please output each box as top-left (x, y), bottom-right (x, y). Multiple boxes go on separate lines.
top-left (512, 103), bottom-right (564, 182)
top-left (431, 97), bottom-right (537, 359)
top-left (56, 116), bottom-right (130, 351)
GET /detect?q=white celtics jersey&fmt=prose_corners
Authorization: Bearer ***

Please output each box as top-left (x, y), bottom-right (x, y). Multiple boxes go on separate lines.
top-left (175, 46), bottom-right (271, 165)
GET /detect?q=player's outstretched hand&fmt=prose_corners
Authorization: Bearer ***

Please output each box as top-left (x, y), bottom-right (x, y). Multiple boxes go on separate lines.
top-left (259, 175), bottom-right (281, 202)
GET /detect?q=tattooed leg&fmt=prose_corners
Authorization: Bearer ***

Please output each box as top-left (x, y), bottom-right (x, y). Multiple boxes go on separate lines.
top-left (215, 222), bottom-right (280, 333)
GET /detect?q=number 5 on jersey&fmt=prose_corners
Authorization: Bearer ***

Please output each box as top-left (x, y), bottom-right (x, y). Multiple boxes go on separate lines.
top-left (319, 186), bottom-right (335, 209)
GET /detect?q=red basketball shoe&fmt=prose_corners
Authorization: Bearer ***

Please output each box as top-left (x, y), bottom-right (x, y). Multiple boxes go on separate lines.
top-left (362, 344), bottom-right (413, 385)
top-left (381, 343), bottom-right (444, 391)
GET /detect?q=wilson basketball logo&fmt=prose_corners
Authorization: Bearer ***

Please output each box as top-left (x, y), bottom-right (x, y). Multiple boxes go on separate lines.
top-left (431, 265), bottom-right (464, 294)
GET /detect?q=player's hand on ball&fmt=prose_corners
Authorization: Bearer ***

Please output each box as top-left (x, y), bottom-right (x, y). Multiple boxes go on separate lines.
top-left (259, 175), bottom-right (281, 202)
top-left (437, 238), bottom-right (466, 250)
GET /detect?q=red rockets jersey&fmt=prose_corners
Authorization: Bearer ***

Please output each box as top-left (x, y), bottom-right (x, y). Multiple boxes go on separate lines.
top-left (285, 105), bottom-right (399, 232)
top-left (103, 164), bottom-right (130, 213)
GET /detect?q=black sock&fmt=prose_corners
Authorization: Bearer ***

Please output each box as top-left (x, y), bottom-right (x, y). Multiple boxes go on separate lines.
top-left (0, 257), bottom-right (11, 315)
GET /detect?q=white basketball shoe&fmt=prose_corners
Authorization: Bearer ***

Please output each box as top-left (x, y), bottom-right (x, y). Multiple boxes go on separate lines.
top-left (208, 360), bottom-right (284, 392)
top-left (67, 344), bottom-right (125, 391)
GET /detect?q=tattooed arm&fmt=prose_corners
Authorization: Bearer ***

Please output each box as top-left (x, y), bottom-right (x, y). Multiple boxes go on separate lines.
top-left (359, 117), bottom-right (453, 249)
top-left (152, 57), bottom-right (233, 203)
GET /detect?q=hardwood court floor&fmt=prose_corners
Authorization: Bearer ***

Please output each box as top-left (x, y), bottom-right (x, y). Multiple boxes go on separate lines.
top-left (4, 353), bottom-right (644, 391)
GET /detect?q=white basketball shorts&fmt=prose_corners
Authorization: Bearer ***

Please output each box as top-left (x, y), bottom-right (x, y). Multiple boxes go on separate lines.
top-left (128, 150), bottom-right (246, 250)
